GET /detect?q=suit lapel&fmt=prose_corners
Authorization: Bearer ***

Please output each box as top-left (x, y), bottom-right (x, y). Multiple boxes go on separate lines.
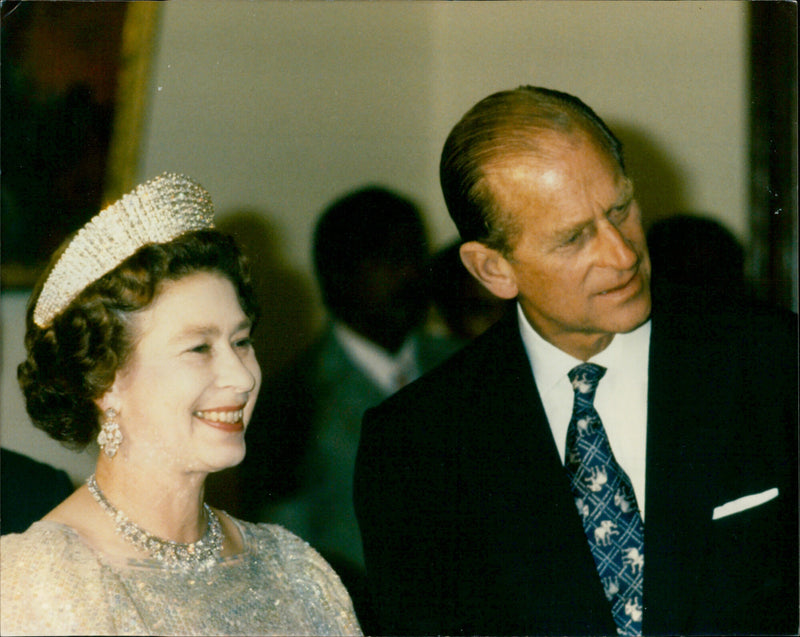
top-left (469, 313), bottom-right (618, 633)
top-left (643, 306), bottom-right (732, 633)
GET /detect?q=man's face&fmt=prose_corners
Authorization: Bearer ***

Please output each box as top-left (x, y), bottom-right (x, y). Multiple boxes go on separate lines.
top-left (346, 227), bottom-right (429, 353)
top-left (487, 131), bottom-right (651, 359)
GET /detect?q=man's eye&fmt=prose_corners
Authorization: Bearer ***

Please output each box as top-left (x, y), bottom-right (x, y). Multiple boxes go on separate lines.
top-left (189, 343), bottom-right (211, 354)
top-left (609, 205), bottom-right (630, 225)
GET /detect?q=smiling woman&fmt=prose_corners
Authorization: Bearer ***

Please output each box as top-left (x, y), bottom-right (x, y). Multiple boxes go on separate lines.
top-left (0, 174), bottom-right (361, 636)
top-left (97, 272), bottom-right (260, 475)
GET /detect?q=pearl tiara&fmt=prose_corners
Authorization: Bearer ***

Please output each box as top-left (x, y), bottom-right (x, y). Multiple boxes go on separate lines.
top-left (33, 173), bottom-right (215, 328)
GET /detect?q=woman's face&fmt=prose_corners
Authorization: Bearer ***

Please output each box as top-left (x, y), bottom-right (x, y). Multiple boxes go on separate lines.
top-left (102, 271), bottom-right (261, 475)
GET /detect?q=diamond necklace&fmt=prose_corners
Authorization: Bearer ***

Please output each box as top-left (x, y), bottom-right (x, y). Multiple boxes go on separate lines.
top-left (87, 473), bottom-right (223, 572)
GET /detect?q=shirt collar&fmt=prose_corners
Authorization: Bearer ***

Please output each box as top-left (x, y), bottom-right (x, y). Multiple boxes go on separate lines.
top-left (332, 321), bottom-right (419, 393)
top-left (517, 302), bottom-right (651, 393)
top-left (518, 304), bottom-right (579, 397)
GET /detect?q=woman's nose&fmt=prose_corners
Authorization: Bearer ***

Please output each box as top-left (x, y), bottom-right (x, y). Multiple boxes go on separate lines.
top-left (217, 346), bottom-right (257, 393)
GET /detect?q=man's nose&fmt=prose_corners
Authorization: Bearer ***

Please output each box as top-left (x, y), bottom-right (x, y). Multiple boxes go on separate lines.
top-left (596, 221), bottom-right (639, 270)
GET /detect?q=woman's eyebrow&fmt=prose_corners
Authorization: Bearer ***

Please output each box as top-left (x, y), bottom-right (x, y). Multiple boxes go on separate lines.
top-left (169, 325), bottom-right (220, 345)
top-left (170, 318), bottom-right (252, 344)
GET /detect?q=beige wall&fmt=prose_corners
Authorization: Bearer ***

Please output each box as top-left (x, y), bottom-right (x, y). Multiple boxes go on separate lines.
top-left (1, 0), bottom-right (748, 481)
top-left (143, 0), bottom-right (747, 252)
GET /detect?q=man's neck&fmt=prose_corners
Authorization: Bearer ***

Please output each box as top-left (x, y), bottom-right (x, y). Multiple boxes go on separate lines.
top-left (523, 319), bottom-right (615, 361)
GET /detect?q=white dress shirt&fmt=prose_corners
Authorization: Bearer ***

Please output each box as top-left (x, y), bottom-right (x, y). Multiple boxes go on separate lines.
top-left (333, 322), bottom-right (421, 395)
top-left (517, 304), bottom-right (651, 518)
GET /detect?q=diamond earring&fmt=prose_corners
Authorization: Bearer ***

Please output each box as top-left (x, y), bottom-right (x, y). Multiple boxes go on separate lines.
top-left (97, 408), bottom-right (123, 458)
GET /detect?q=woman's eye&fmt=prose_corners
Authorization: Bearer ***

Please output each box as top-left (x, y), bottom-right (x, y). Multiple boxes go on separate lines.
top-left (234, 336), bottom-right (253, 349)
top-left (189, 343), bottom-right (211, 354)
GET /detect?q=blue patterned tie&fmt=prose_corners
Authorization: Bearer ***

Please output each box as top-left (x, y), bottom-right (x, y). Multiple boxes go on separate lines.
top-left (565, 363), bottom-right (644, 636)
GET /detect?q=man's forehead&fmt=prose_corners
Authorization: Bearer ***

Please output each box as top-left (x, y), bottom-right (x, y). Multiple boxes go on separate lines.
top-left (485, 129), bottom-right (579, 168)
top-left (484, 129), bottom-right (627, 187)
top-left (482, 148), bottom-right (632, 237)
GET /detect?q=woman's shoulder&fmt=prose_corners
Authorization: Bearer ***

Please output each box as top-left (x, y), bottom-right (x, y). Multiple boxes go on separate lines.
top-left (233, 517), bottom-right (319, 556)
top-left (234, 518), bottom-right (341, 564)
top-left (2, 521), bottom-right (82, 601)
top-left (230, 519), bottom-right (362, 635)
top-left (1, 521), bottom-right (113, 635)
top-left (1, 520), bottom-right (94, 563)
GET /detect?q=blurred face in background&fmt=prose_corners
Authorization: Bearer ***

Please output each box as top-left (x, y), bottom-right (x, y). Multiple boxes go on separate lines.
top-left (350, 225), bottom-right (430, 353)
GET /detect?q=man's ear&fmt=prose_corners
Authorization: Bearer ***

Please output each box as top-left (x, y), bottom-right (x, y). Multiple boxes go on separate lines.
top-left (459, 241), bottom-right (519, 300)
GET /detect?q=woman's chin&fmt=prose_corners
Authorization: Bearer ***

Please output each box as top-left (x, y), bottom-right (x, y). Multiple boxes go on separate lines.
top-left (199, 443), bottom-right (246, 474)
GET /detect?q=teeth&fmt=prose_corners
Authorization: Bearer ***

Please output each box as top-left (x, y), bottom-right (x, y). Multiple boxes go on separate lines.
top-left (194, 409), bottom-right (244, 424)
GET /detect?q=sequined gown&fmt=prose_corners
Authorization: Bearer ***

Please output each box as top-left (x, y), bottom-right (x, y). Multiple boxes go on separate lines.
top-left (0, 518), bottom-right (362, 636)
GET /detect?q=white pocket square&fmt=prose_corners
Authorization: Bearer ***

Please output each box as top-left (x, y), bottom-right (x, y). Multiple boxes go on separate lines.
top-left (712, 488), bottom-right (779, 520)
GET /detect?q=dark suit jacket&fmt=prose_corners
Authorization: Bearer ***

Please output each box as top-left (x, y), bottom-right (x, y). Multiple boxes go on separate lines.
top-left (1, 448), bottom-right (74, 535)
top-left (354, 290), bottom-right (798, 636)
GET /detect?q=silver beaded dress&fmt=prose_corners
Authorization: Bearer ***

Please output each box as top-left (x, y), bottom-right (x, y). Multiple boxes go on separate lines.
top-left (0, 518), bottom-right (362, 636)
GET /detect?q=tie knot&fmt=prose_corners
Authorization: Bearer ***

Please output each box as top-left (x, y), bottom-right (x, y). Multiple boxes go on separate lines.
top-left (568, 363), bottom-right (606, 397)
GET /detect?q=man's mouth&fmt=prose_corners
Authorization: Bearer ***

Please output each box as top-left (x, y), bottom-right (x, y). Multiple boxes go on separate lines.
top-left (599, 272), bottom-right (639, 296)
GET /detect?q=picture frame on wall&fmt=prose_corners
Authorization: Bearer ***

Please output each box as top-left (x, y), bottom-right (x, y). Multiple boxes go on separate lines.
top-left (0, 1), bottom-right (160, 289)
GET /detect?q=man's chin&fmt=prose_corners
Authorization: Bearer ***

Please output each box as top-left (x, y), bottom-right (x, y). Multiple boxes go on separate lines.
top-left (615, 294), bottom-right (652, 334)
top-left (593, 286), bottom-right (651, 335)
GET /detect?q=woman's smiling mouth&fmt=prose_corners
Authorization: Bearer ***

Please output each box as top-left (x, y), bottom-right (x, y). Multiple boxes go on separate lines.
top-left (193, 407), bottom-right (245, 431)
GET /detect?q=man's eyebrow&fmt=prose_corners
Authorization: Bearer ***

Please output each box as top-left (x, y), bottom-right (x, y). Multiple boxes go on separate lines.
top-left (610, 178), bottom-right (635, 209)
top-left (552, 180), bottom-right (635, 244)
top-left (553, 218), bottom-right (593, 243)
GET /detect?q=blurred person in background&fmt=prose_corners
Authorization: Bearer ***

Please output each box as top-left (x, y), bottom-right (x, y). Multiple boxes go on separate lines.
top-left (646, 213), bottom-right (747, 300)
top-left (1, 448), bottom-right (74, 535)
top-left (241, 186), bottom-right (460, 630)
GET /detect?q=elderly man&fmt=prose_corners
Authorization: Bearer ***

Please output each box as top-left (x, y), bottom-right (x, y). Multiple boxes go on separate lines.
top-left (354, 87), bottom-right (797, 636)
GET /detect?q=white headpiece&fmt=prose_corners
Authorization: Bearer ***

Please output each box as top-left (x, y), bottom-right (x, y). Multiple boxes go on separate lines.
top-left (33, 173), bottom-right (215, 328)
